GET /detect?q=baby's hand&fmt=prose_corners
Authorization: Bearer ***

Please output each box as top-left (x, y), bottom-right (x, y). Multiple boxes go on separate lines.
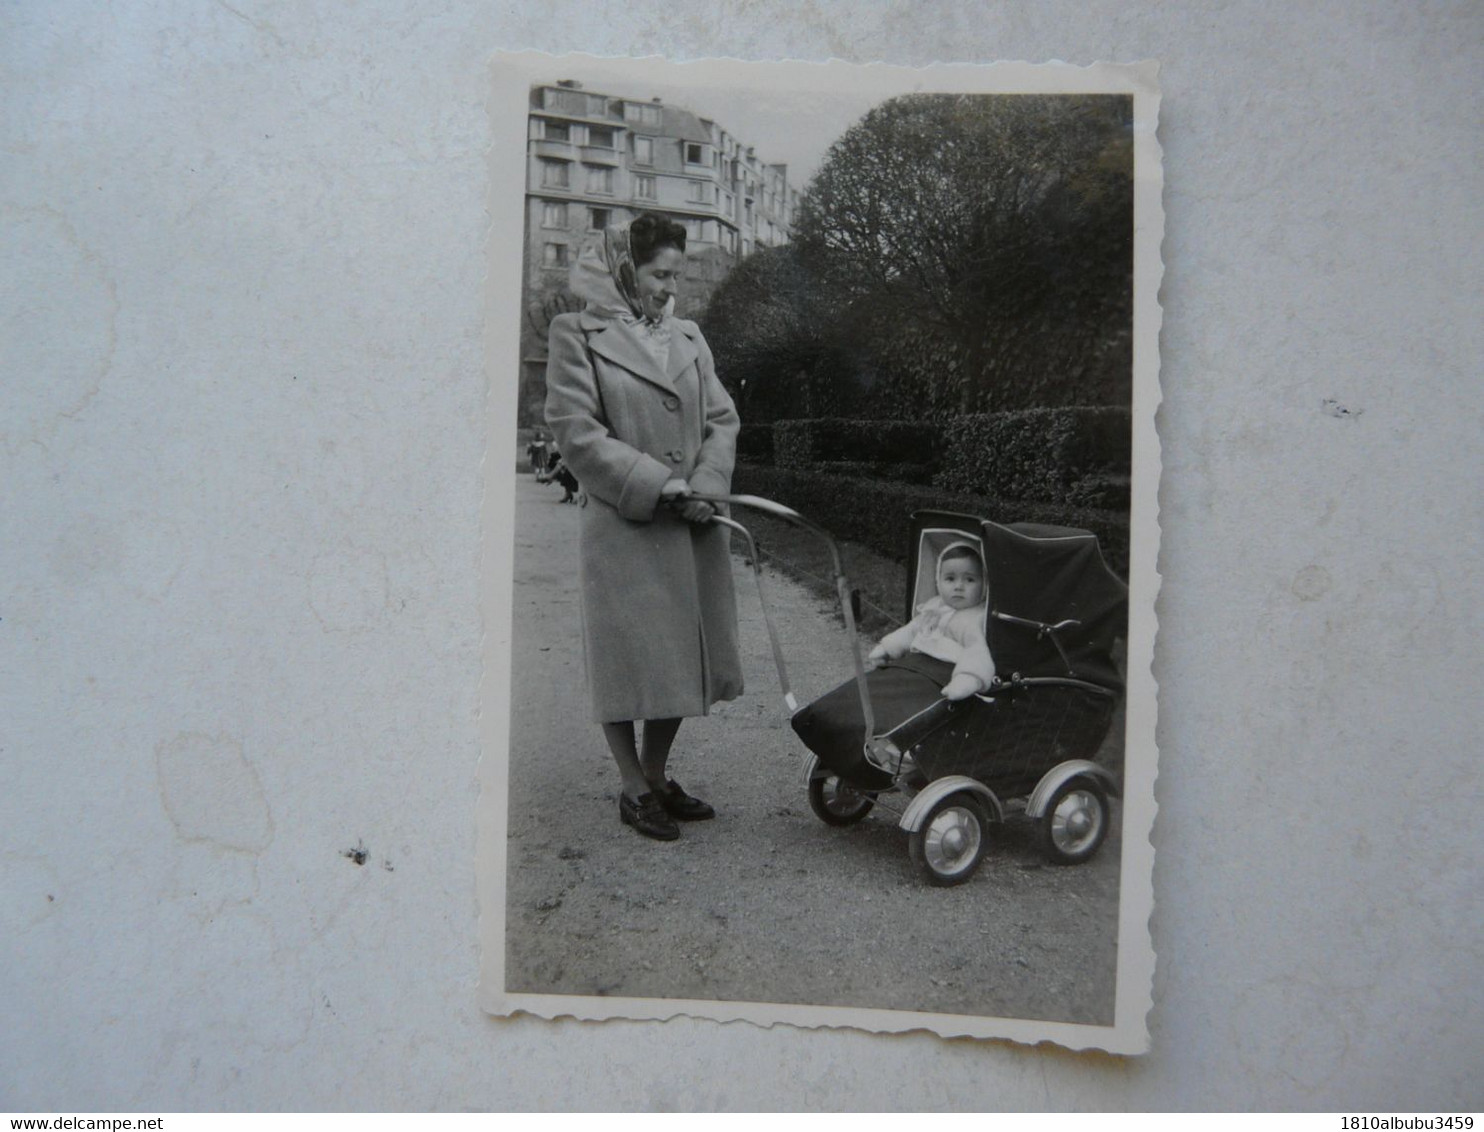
top-left (941, 673), bottom-right (981, 701)
top-left (865, 645), bottom-right (886, 671)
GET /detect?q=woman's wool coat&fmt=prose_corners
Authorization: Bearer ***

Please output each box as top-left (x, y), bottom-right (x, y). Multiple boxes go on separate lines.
top-left (544, 310), bottom-right (744, 723)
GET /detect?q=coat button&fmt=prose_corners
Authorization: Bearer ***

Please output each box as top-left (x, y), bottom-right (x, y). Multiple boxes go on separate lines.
top-left (663, 397), bottom-right (679, 411)
top-left (668, 449), bottom-right (683, 462)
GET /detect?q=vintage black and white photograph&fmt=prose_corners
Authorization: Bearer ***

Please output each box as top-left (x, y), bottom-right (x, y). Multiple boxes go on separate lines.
top-left (480, 54), bottom-right (1162, 1051)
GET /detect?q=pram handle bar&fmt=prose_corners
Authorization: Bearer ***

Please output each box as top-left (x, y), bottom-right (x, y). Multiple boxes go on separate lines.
top-left (682, 491), bottom-right (876, 737)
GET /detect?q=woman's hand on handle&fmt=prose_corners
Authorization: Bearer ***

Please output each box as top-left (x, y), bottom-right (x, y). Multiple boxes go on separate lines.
top-left (659, 478), bottom-right (715, 524)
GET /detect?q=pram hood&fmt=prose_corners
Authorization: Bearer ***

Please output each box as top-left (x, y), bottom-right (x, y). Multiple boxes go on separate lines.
top-left (908, 510), bottom-right (1127, 692)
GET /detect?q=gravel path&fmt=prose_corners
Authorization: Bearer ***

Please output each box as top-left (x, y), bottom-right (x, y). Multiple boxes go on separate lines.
top-left (504, 475), bottom-right (1122, 1024)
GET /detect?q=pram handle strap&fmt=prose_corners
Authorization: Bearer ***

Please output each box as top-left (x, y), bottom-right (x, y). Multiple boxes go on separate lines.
top-left (708, 514), bottom-right (796, 713)
top-left (683, 491), bottom-right (875, 737)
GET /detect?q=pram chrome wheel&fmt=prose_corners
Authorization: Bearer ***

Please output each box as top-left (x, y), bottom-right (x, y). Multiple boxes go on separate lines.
top-left (909, 792), bottom-right (989, 886)
top-left (807, 774), bottom-right (875, 827)
top-left (1039, 778), bottom-right (1109, 865)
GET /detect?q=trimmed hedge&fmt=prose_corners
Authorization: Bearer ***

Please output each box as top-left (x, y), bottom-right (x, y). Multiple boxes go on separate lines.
top-left (736, 422), bottom-right (775, 464)
top-left (1067, 474), bottom-right (1132, 510)
top-left (732, 462), bottom-right (1128, 577)
top-left (813, 460), bottom-right (937, 485)
top-left (774, 418), bottom-right (942, 471)
top-left (936, 407), bottom-right (1131, 505)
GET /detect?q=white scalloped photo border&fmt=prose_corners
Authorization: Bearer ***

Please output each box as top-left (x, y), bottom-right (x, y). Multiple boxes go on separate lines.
top-left (478, 51), bottom-right (1162, 1055)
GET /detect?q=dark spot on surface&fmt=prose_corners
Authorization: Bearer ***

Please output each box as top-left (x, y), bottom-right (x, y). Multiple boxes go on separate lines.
top-left (1322, 398), bottom-right (1362, 418)
top-left (536, 895), bottom-right (563, 913)
top-left (46, 894), bottom-right (54, 902)
top-left (1292, 564), bottom-right (1333, 601)
top-left (381, 859), bottom-right (394, 872)
top-left (558, 846), bottom-right (585, 860)
top-left (342, 840), bottom-right (368, 866)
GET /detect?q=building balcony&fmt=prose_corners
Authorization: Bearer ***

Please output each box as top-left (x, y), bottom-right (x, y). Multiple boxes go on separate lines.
top-left (580, 145), bottom-right (621, 166)
top-left (533, 138), bottom-right (575, 159)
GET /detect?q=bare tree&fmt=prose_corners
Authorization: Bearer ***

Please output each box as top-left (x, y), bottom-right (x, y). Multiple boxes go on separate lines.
top-left (524, 286), bottom-right (582, 340)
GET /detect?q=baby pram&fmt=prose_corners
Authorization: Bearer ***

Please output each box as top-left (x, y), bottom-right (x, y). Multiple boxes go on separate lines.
top-left (691, 496), bottom-right (1128, 886)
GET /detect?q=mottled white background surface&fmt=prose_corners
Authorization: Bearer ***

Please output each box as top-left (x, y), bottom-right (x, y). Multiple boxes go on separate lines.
top-left (3, 0), bottom-right (1480, 1112)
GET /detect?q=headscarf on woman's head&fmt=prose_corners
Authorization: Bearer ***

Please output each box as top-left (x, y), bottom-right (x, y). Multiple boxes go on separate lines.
top-left (569, 223), bottom-right (674, 325)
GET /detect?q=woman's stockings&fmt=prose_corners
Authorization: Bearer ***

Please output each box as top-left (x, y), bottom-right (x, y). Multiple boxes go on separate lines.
top-left (601, 717), bottom-right (683, 800)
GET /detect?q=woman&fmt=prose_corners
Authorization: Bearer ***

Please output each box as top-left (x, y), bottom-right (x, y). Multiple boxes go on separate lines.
top-left (543, 213), bottom-right (743, 841)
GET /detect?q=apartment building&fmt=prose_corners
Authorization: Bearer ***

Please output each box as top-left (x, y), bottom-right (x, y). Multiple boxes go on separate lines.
top-left (518, 80), bottom-right (799, 426)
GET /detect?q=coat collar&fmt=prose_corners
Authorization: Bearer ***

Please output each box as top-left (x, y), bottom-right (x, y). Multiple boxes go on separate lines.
top-left (578, 310), bottom-right (698, 395)
top-left (667, 322), bottom-right (699, 382)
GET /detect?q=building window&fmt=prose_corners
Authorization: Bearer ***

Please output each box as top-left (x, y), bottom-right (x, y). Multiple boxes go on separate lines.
top-left (588, 125), bottom-right (616, 149)
top-left (545, 88), bottom-right (582, 114)
top-left (634, 174), bottom-right (656, 200)
top-left (543, 243), bottom-right (569, 268)
top-left (589, 207), bottom-right (610, 231)
top-left (633, 136), bottom-right (653, 165)
top-left (541, 160), bottom-right (570, 189)
top-left (585, 165), bottom-right (614, 194)
top-left (685, 142), bottom-right (705, 165)
top-left (542, 202), bottom-right (568, 228)
top-left (544, 121), bottom-right (570, 142)
top-left (587, 94), bottom-right (608, 116)
top-left (624, 103), bottom-right (661, 127)
top-left (686, 180), bottom-right (711, 204)
top-left (683, 219), bottom-right (703, 240)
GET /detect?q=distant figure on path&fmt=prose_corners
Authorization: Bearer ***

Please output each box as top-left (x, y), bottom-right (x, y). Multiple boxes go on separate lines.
top-left (526, 430), bottom-right (549, 476)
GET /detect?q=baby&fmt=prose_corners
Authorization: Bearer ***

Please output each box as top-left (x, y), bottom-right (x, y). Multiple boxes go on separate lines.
top-left (867, 543), bottom-right (995, 700)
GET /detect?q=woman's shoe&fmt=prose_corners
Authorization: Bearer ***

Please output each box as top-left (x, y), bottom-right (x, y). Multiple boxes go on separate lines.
top-left (619, 792), bottom-right (680, 840)
top-left (656, 779), bottom-right (715, 821)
